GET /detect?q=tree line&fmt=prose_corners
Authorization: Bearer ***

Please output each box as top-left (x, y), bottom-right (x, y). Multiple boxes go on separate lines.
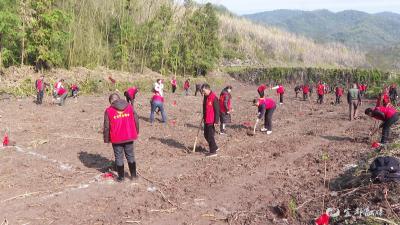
top-left (0, 0), bottom-right (221, 75)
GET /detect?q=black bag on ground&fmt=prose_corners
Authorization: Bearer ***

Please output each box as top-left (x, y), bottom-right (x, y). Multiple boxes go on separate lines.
top-left (369, 156), bottom-right (400, 183)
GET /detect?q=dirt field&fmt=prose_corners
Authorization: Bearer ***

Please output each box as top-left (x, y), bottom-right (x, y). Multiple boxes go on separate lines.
top-left (0, 77), bottom-right (385, 224)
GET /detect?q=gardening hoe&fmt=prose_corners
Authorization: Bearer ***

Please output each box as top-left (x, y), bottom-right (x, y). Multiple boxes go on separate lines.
top-left (248, 118), bottom-right (259, 136)
top-left (192, 118), bottom-right (204, 153)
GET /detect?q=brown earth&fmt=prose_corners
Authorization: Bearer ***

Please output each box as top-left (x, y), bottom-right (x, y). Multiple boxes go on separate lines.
top-left (0, 77), bottom-right (394, 225)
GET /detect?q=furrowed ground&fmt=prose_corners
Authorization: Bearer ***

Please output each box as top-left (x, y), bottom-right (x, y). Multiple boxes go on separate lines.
top-left (0, 76), bottom-right (382, 225)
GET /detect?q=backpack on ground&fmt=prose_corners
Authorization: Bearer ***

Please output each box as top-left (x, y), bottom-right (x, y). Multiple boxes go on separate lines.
top-left (369, 156), bottom-right (400, 183)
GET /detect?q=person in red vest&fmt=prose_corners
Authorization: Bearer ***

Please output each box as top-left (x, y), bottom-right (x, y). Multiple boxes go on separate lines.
top-left (70, 84), bottom-right (79, 98)
top-left (365, 105), bottom-right (399, 146)
top-left (257, 84), bottom-right (267, 98)
top-left (103, 93), bottom-right (139, 182)
top-left (171, 76), bottom-right (177, 93)
top-left (184, 79), bottom-right (190, 96)
top-left (302, 84), bottom-right (310, 101)
top-left (335, 85), bottom-right (344, 104)
top-left (53, 79), bottom-right (67, 106)
top-left (150, 91), bottom-right (167, 124)
top-left (255, 96), bottom-right (276, 134)
top-left (377, 87), bottom-right (390, 107)
top-left (202, 84), bottom-right (220, 157)
top-left (276, 84), bottom-right (285, 105)
top-left (35, 75), bottom-right (47, 105)
top-left (317, 82), bottom-right (325, 104)
top-left (219, 86), bottom-right (232, 134)
top-left (124, 87), bottom-right (138, 105)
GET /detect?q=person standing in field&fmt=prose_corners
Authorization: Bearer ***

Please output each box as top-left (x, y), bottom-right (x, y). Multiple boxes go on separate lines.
top-left (35, 75), bottom-right (46, 105)
top-left (365, 105), bottom-right (399, 147)
top-left (150, 91), bottom-right (167, 124)
top-left (335, 85), bottom-right (344, 104)
top-left (219, 85), bottom-right (232, 135)
top-left (202, 84), bottom-right (220, 157)
top-left (124, 86), bottom-right (138, 106)
top-left (347, 83), bottom-right (362, 121)
top-left (103, 93), bottom-right (139, 182)
top-left (294, 85), bottom-right (301, 98)
top-left (54, 79), bottom-right (67, 106)
top-left (184, 79), bottom-right (190, 96)
top-left (317, 82), bottom-right (325, 104)
top-left (171, 76), bottom-right (177, 94)
top-left (302, 84), bottom-right (310, 101)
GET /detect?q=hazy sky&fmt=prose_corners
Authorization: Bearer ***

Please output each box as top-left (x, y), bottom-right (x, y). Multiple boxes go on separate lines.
top-left (192, 0), bottom-right (400, 15)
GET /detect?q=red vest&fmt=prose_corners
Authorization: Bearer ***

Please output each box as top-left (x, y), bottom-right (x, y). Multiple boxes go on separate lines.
top-left (263, 98), bottom-right (276, 109)
top-left (219, 92), bottom-right (231, 113)
top-left (171, 79), bottom-right (177, 86)
top-left (205, 92), bottom-right (217, 124)
top-left (127, 87), bottom-right (137, 99)
top-left (303, 85), bottom-right (309, 94)
top-left (36, 79), bottom-right (43, 91)
top-left (383, 93), bottom-right (390, 106)
top-left (152, 93), bottom-right (164, 102)
top-left (277, 85), bottom-right (284, 94)
top-left (57, 87), bottom-right (67, 95)
top-left (375, 106), bottom-right (397, 120)
top-left (317, 84), bottom-right (324, 95)
top-left (184, 81), bottom-right (190, 89)
top-left (54, 82), bottom-right (61, 89)
top-left (71, 84), bottom-right (78, 91)
top-left (106, 105), bottom-right (138, 143)
top-left (335, 87), bottom-right (343, 96)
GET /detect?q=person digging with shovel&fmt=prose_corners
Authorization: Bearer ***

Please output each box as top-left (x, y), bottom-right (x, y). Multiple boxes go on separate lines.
top-left (202, 83), bottom-right (220, 157)
top-left (103, 93), bottom-right (139, 182)
top-left (365, 105), bottom-right (399, 149)
top-left (124, 86), bottom-right (138, 106)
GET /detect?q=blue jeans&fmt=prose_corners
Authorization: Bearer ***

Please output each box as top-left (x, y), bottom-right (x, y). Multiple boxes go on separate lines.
top-left (150, 101), bottom-right (167, 123)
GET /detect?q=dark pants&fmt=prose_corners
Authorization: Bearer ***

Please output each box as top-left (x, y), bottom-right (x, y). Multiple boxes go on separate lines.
top-left (58, 93), bottom-right (68, 106)
top-left (381, 113), bottom-right (399, 144)
top-left (390, 97), bottom-right (397, 106)
top-left (195, 88), bottom-right (201, 96)
top-left (204, 124), bottom-right (218, 153)
top-left (37, 90), bottom-right (44, 104)
top-left (279, 94), bottom-right (283, 103)
top-left (172, 85), bottom-right (176, 93)
top-left (258, 90), bottom-right (265, 98)
top-left (303, 93), bottom-right (308, 101)
top-left (112, 142), bottom-right (135, 166)
top-left (335, 95), bottom-right (341, 104)
top-left (317, 94), bottom-right (324, 104)
top-left (349, 100), bottom-right (359, 121)
top-left (295, 92), bottom-right (299, 98)
top-left (264, 106), bottom-right (276, 131)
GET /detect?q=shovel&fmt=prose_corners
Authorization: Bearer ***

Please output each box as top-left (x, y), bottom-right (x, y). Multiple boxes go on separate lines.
top-left (247, 118), bottom-right (259, 136)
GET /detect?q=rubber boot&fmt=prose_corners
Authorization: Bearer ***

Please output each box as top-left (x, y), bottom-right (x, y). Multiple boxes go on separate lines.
top-left (128, 162), bottom-right (137, 179)
top-left (116, 165), bottom-right (124, 182)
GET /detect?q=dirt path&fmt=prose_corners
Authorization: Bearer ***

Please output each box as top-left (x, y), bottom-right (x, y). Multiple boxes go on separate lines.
top-left (0, 80), bottom-right (376, 224)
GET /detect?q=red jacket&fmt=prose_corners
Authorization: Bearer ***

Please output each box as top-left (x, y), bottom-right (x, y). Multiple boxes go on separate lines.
top-left (171, 79), bottom-right (177, 86)
top-left (277, 85), bottom-right (284, 94)
top-left (374, 106), bottom-right (397, 121)
top-left (126, 87), bottom-right (138, 99)
top-left (71, 84), bottom-right (79, 91)
top-left (57, 88), bottom-right (67, 95)
top-left (335, 87), bottom-right (343, 96)
top-left (317, 84), bottom-right (324, 95)
top-left (383, 92), bottom-right (390, 106)
top-left (204, 92), bottom-right (218, 124)
top-left (259, 98), bottom-right (276, 109)
top-left (219, 91), bottom-right (231, 113)
top-left (106, 104), bottom-right (138, 143)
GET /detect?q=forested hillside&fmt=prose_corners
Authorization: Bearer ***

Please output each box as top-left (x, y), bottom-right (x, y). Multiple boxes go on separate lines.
top-left (0, 0), bottom-right (367, 76)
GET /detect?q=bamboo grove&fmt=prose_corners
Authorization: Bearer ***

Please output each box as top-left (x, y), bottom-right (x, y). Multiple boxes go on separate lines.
top-left (0, 0), bottom-right (221, 75)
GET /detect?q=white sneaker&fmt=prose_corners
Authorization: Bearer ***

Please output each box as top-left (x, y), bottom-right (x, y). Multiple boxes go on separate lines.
top-left (261, 128), bottom-right (268, 132)
top-left (267, 131), bottom-right (272, 135)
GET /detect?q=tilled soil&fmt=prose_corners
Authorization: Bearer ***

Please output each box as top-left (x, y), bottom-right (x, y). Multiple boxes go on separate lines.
top-left (0, 79), bottom-right (384, 225)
